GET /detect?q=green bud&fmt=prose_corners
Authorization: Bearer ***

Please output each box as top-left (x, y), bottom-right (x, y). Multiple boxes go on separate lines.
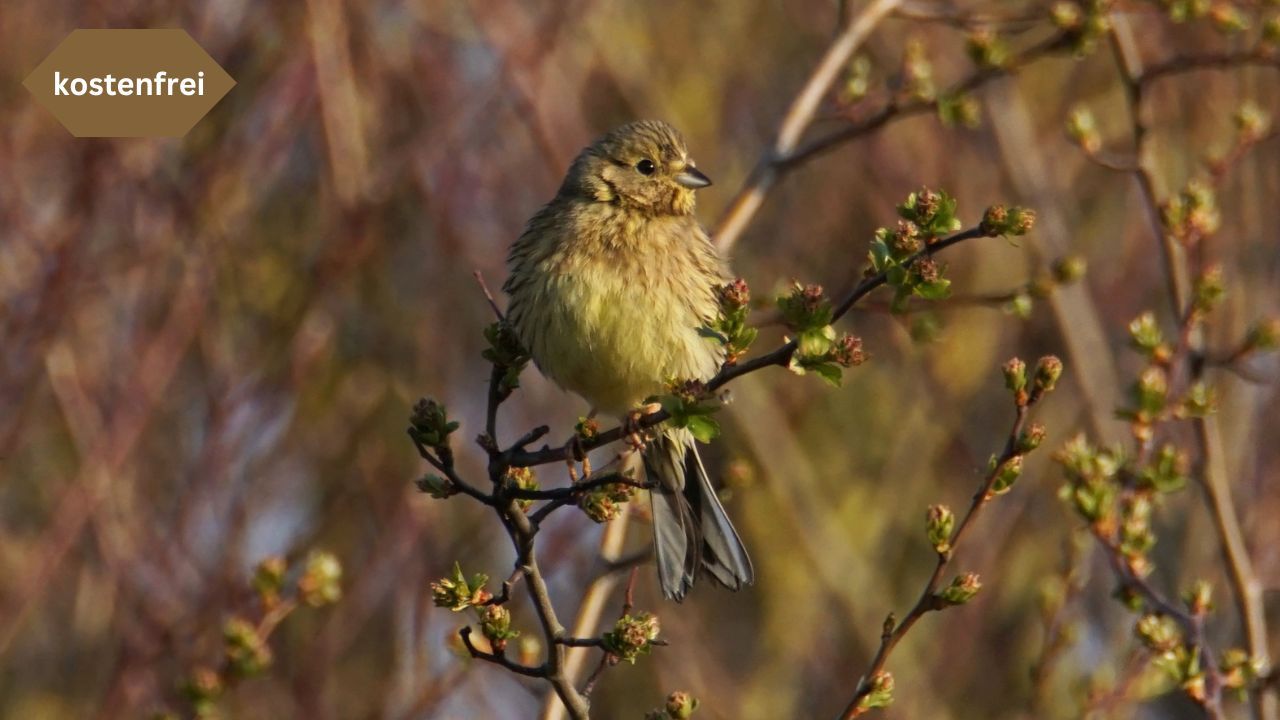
top-left (1245, 317), bottom-right (1280, 352)
top-left (890, 220), bottom-right (922, 256)
top-left (224, 616), bottom-right (272, 677)
top-left (857, 671), bottom-right (895, 711)
top-left (252, 555), bottom-right (287, 604)
top-left (1050, 1), bottom-right (1082, 29)
top-left (482, 322), bottom-right (531, 395)
top-left (903, 39), bottom-right (936, 102)
top-left (665, 691), bottom-right (700, 719)
top-left (298, 550), bottom-right (343, 607)
top-left (979, 205), bottom-right (1036, 237)
top-left (937, 92), bottom-right (981, 128)
top-left (1009, 207), bottom-right (1037, 235)
top-left (1135, 613), bottom-right (1182, 653)
top-left (991, 454), bottom-right (1024, 495)
top-left (432, 562), bottom-right (491, 612)
top-left (1141, 443), bottom-right (1189, 493)
top-left (1033, 356), bottom-right (1064, 395)
top-left (1128, 312), bottom-right (1165, 355)
top-left (575, 416), bottom-right (600, 441)
top-left (1192, 265), bottom-right (1225, 314)
top-left (1210, 2), bottom-right (1249, 32)
top-left (980, 205), bottom-right (1008, 237)
top-left (1219, 648), bottom-right (1262, 691)
top-left (1051, 255), bottom-right (1088, 284)
top-left (1018, 422), bottom-right (1048, 453)
top-left (180, 666), bottom-right (224, 716)
top-left (579, 482), bottom-right (636, 523)
top-left (938, 572), bottom-right (983, 605)
top-left (505, 466), bottom-right (539, 513)
top-left (926, 504), bottom-right (955, 554)
top-left (409, 398), bottom-right (461, 452)
top-left (1180, 382), bottom-right (1216, 418)
top-left (1234, 101), bottom-right (1271, 142)
top-left (1165, 0), bottom-right (1210, 22)
top-left (1264, 16), bottom-right (1280, 46)
top-left (1066, 106), bottom-right (1101, 154)
top-left (1006, 292), bottom-right (1033, 320)
top-left (897, 187), bottom-right (960, 237)
top-left (965, 29), bottom-right (1009, 69)
top-left (717, 278), bottom-right (751, 312)
top-left (480, 604), bottom-right (520, 651)
top-left (1184, 580), bottom-right (1214, 615)
top-left (604, 612), bottom-right (661, 664)
top-left (777, 282), bottom-right (834, 334)
top-left (841, 55), bottom-right (872, 103)
top-left (1003, 357), bottom-right (1028, 394)
top-left (832, 335), bottom-right (867, 368)
top-left (1134, 366), bottom-right (1169, 415)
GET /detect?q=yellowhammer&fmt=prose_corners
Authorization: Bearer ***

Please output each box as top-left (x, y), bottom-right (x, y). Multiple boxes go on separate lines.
top-left (504, 120), bottom-right (753, 601)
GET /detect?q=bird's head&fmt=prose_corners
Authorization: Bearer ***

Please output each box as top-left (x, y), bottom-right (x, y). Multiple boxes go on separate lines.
top-left (562, 120), bottom-right (711, 216)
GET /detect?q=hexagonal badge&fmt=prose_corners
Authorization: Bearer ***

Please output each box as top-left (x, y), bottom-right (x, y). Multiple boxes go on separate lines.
top-left (23, 29), bottom-right (235, 138)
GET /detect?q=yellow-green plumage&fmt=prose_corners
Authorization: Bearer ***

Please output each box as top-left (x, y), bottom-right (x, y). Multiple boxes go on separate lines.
top-left (504, 120), bottom-right (753, 600)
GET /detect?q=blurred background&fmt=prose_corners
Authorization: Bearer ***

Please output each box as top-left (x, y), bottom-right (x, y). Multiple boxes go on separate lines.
top-left (2, 1), bottom-right (1278, 718)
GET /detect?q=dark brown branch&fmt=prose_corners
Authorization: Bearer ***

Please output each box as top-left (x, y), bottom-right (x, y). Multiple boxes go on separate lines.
top-left (507, 225), bottom-right (990, 469)
top-left (1139, 52), bottom-right (1280, 85)
top-left (459, 626), bottom-right (546, 678)
top-left (409, 432), bottom-right (494, 505)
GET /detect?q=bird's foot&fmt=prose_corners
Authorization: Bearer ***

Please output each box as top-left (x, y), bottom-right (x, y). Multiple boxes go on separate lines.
top-left (623, 403), bottom-right (661, 452)
top-left (563, 433), bottom-right (591, 484)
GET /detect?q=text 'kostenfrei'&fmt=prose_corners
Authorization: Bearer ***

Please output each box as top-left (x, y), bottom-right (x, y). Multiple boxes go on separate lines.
top-left (54, 71), bottom-right (206, 97)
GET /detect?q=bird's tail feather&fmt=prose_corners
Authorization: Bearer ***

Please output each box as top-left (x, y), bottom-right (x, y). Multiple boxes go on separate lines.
top-left (645, 429), bottom-right (754, 601)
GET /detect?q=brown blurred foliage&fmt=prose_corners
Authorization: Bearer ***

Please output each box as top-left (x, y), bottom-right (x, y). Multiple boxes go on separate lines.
top-left (1, 1), bottom-right (1278, 718)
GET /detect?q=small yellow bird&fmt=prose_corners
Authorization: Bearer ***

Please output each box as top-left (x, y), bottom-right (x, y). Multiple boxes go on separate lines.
top-left (504, 120), bottom-right (753, 601)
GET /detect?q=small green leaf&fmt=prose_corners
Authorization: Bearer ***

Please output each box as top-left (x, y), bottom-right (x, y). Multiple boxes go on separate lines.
top-left (797, 325), bottom-right (836, 359)
top-left (685, 415), bottom-right (721, 444)
top-left (913, 278), bottom-right (952, 300)
top-left (809, 362), bottom-right (844, 387)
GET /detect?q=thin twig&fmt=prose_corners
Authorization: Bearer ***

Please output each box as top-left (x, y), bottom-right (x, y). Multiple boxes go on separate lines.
top-left (459, 626), bottom-right (546, 678)
top-left (409, 433), bottom-right (495, 505)
top-left (892, 0), bottom-right (1043, 30)
top-left (766, 33), bottom-right (1069, 181)
top-left (1139, 52), bottom-right (1280, 85)
top-left (840, 391), bottom-right (1040, 718)
top-left (473, 270), bottom-right (506, 321)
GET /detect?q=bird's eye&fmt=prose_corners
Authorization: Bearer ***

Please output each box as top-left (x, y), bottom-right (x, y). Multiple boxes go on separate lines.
top-left (635, 159), bottom-right (656, 176)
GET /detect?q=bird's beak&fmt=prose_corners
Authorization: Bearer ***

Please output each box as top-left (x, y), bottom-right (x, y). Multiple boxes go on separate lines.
top-left (675, 165), bottom-right (712, 189)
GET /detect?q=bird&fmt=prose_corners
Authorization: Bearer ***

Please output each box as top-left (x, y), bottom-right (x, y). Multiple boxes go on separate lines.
top-left (503, 120), bottom-right (754, 601)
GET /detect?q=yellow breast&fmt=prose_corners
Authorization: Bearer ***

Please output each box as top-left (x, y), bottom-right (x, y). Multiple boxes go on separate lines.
top-left (508, 206), bottom-right (724, 415)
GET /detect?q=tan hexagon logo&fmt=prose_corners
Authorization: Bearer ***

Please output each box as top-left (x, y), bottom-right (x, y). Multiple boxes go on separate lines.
top-left (23, 29), bottom-right (235, 138)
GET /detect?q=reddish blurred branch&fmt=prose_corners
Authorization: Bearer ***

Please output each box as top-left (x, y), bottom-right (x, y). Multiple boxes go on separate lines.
top-left (713, 0), bottom-right (903, 252)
